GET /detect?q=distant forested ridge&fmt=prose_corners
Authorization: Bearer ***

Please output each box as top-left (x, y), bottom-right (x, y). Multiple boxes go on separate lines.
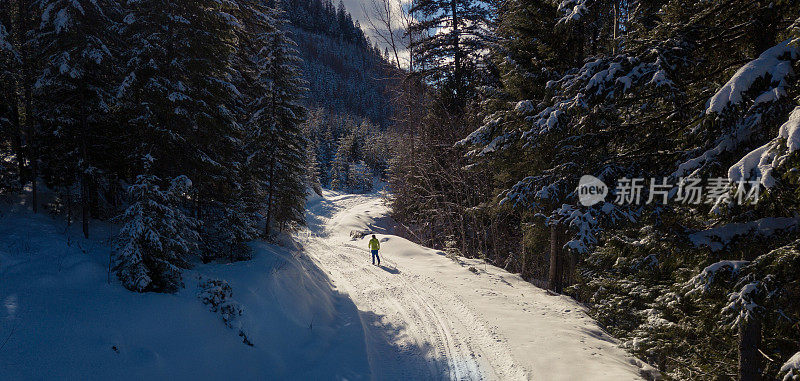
top-left (279, 0), bottom-right (394, 126)
top-left (272, 0), bottom-right (397, 193)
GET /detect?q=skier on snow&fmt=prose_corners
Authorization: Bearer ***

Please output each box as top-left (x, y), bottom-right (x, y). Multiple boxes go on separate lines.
top-left (369, 235), bottom-right (380, 266)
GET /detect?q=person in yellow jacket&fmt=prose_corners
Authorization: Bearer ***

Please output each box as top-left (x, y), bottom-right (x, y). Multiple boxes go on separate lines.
top-left (368, 235), bottom-right (381, 266)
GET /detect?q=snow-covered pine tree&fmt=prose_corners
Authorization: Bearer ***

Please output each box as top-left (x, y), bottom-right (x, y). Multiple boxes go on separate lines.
top-left (119, 0), bottom-right (250, 259)
top-left (305, 135), bottom-right (323, 196)
top-left (455, 0), bottom-right (800, 378)
top-left (318, 118), bottom-right (336, 186)
top-left (114, 158), bottom-right (199, 292)
top-left (265, 19), bottom-right (307, 232)
top-left (119, 0), bottom-right (242, 192)
top-left (3, 0), bottom-right (44, 211)
top-left (0, 10), bottom-right (21, 193)
top-left (196, 0), bottom-right (281, 262)
top-left (673, 7), bottom-right (800, 377)
top-left (235, 3), bottom-right (307, 237)
top-left (33, 0), bottom-right (123, 238)
top-left (330, 132), bottom-right (353, 190)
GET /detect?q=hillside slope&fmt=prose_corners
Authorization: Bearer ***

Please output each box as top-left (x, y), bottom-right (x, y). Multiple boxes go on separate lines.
top-left (0, 200), bottom-right (370, 380)
top-left (280, 0), bottom-right (394, 126)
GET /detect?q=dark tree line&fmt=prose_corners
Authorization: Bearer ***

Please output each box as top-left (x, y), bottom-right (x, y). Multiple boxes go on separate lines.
top-left (390, 0), bottom-right (800, 378)
top-left (0, 0), bottom-right (308, 292)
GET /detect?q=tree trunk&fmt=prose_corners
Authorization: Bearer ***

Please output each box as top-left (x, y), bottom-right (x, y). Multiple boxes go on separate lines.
top-left (10, 91), bottom-right (24, 177)
top-left (520, 224), bottom-right (527, 278)
top-left (81, 175), bottom-right (90, 239)
top-left (80, 142), bottom-right (89, 239)
top-left (18, 0), bottom-right (37, 213)
top-left (450, 0), bottom-right (461, 104)
top-left (548, 222), bottom-right (562, 293)
top-left (459, 213), bottom-right (466, 256)
top-left (738, 316), bottom-right (762, 381)
top-left (66, 189), bottom-right (72, 225)
top-left (264, 156), bottom-right (275, 237)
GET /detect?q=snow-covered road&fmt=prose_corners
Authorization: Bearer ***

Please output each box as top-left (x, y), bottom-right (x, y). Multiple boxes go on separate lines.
top-left (302, 191), bottom-right (656, 380)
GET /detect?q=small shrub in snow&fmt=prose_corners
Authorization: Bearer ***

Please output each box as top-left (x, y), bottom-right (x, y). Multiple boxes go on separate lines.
top-left (198, 278), bottom-right (253, 346)
top-left (350, 230), bottom-right (369, 240)
top-left (444, 237), bottom-right (461, 260)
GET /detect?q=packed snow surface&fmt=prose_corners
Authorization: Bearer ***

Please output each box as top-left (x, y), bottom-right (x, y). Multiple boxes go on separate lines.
top-left (304, 190), bottom-right (654, 380)
top-left (1, 190), bottom-right (654, 379)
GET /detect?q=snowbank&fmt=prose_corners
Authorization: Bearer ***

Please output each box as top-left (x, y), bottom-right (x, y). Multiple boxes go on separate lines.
top-left (0, 202), bottom-right (370, 379)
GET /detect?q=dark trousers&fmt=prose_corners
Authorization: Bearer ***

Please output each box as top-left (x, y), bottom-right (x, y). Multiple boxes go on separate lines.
top-left (371, 250), bottom-right (380, 265)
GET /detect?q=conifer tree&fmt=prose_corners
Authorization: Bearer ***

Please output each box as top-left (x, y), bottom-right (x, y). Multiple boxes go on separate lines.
top-left (305, 137), bottom-right (323, 195)
top-left (4, 0), bottom-right (43, 211)
top-left (409, 0), bottom-right (491, 109)
top-left (0, 12), bottom-right (21, 193)
top-left (33, 0), bottom-right (123, 238)
top-left (452, 0), bottom-right (800, 378)
top-left (114, 158), bottom-right (199, 293)
top-left (330, 133), bottom-right (353, 190)
top-left (119, 0), bottom-right (249, 257)
top-left (235, 4), bottom-right (307, 237)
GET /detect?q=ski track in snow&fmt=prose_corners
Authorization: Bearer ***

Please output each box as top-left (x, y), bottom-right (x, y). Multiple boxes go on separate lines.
top-left (300, 191), bottom-right (652, 381)
top-left (304, 194), bottom-right (516, 380)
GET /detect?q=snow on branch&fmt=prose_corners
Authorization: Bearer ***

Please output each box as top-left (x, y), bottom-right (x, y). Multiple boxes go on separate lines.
top-left (706, 40), bottom-right (799, 115)
top-left (460, 50), bottom-right (676, 157)
top-left (0, 21), bottom-right (18, 61)
top-left (674, 112), bottom-right (763, 178)
top-left (688, 217), bottom-right (798, 252)
top-left (556, 0), bottom-right (589, 24)
top-left (556, 202), bottom-right (636, 255)
top-left (728, 106), bottom-right (800, 187)
top-left (676, 41), bottom-right (800, 179)
top-left (780, 352), bottom-right (800, 381)
top-left (722, 281), bottom-right (764, 327)
top-left (685, 260), bottom-right (749, 295)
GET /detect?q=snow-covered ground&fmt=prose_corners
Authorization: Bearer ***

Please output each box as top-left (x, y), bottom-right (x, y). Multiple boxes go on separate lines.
top-left (303, 190), bottom-right (656, 380)
top-left (0, 198), bottom-right (370, 380)
top-left (1, 190), bottom-right (655, 379)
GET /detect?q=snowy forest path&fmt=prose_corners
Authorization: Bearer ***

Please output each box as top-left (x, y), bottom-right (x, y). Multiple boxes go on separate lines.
top-left (299, 190), bottom-right (651, 381)
top-left (301, 192), bottom-right (517, 380)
